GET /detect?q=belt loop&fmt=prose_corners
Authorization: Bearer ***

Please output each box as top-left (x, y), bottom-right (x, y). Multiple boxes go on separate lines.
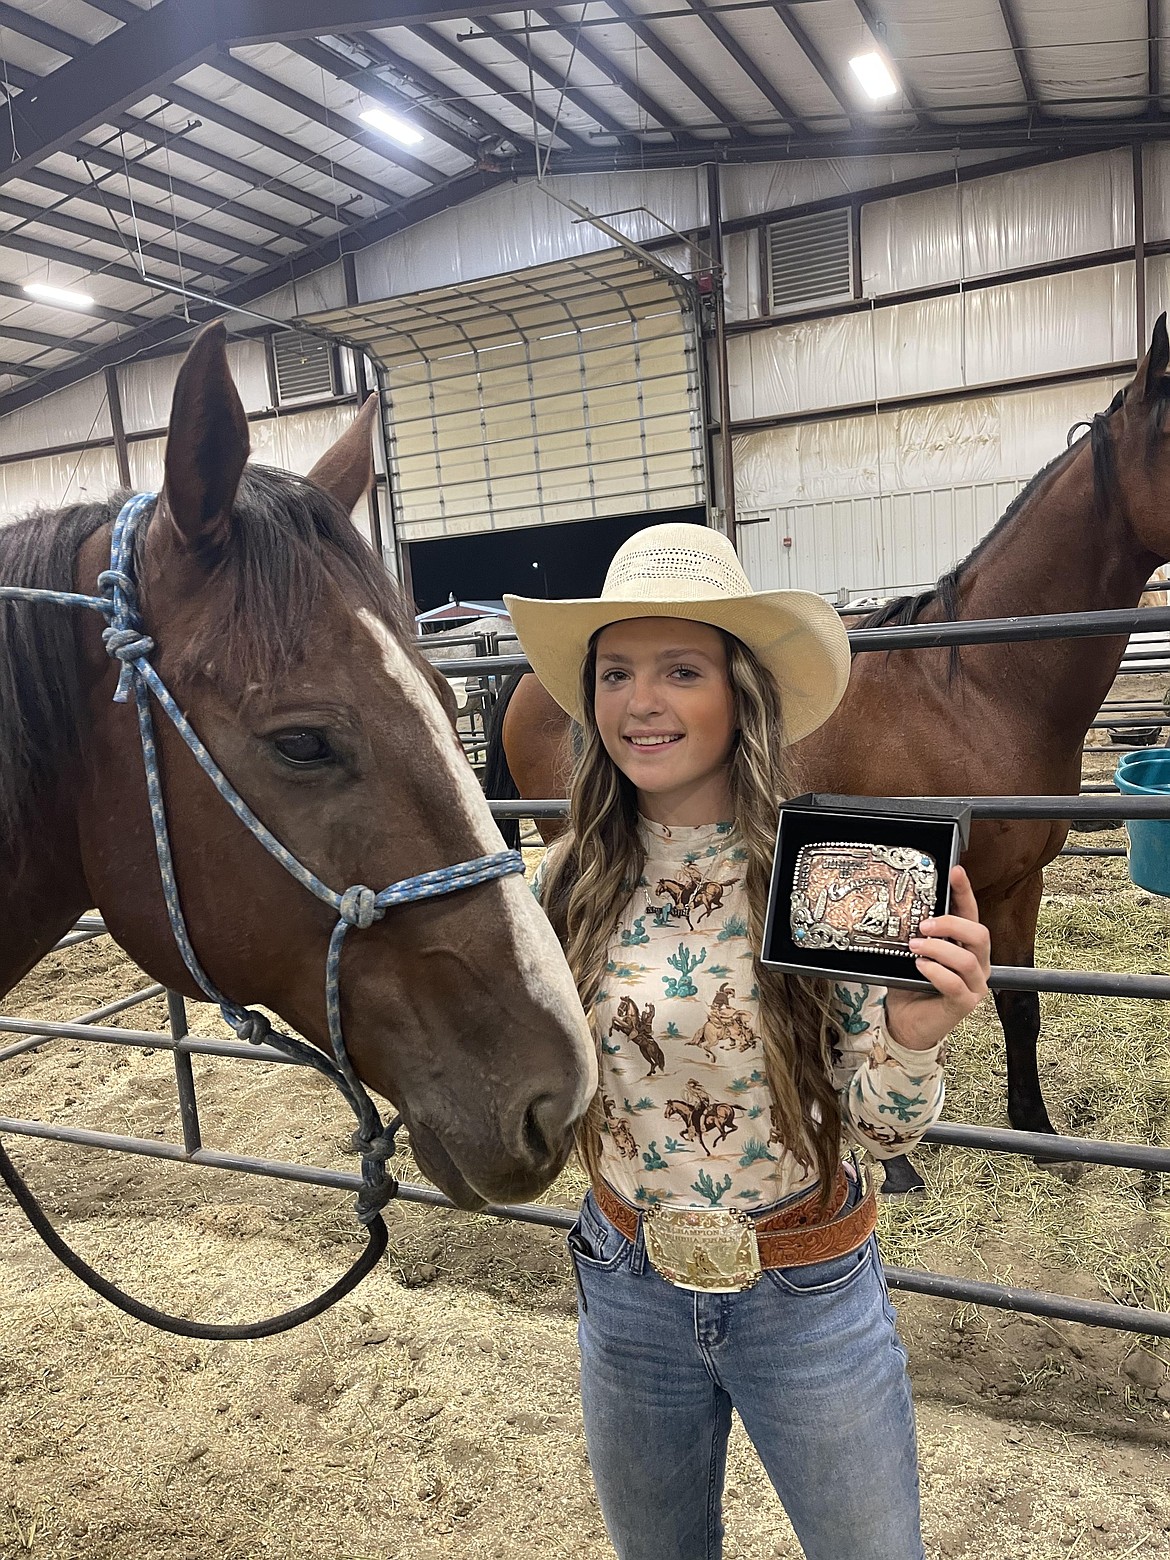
top-left (630, 1212), bottom-right (648, 1275)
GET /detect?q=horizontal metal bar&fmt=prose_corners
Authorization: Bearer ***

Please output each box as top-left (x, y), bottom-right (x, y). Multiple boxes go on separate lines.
top-left (435, 608), bottom-right (1170, 678)
top-left (488, 795), bottom-right (1170, 821)
top-left (882, 1266), bottom-right (1170, 1337)
top-left (52, 928), bottom-right (109, 952)
top-left (1, 1116), bottom-right (1165, 1335)
top-left (923, 1121), bottom-right (1170, 1172)
top-left (1060, 846), bottom-right (1127, 856)
top-left (989, 967), bottom-right (1170, 998)
top-left (0, 985), bottom-right (166, 1063)
top-left (0, 1015), bottom-right (300, 1065)
top-left (0, 1116), bottom-right (362, 1194)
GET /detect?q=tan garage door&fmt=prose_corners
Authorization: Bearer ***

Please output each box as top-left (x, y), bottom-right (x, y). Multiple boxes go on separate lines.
top-left (307, 248), bottom-right (706, 542)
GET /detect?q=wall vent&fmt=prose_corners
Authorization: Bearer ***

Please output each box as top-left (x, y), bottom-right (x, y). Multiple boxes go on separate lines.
top-left (765, 207), bottom-right (854, 314)
top-left (273, 330), bottom-right (336, 403)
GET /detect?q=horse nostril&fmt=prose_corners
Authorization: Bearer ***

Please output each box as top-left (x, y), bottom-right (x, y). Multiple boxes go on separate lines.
top-left (523, 1098), bottom-right (553, 1168)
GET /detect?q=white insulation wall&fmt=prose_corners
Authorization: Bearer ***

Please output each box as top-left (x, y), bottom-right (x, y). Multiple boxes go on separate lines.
top-left (0, 332), bottom-right (376, 548)
top-left (0, 147), bottom-right (1161, 597)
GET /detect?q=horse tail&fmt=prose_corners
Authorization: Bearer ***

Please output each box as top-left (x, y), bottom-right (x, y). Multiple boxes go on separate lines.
top-left (483, 670), bottom-right (525, 850)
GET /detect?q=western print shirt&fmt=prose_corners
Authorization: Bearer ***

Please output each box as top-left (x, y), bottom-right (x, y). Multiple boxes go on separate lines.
top-left (535, 817), bottom-right (945, 1212)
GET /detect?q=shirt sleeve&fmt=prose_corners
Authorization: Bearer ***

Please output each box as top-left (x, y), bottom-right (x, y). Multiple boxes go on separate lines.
top-left (827, 981), bottom-right (945, 1160)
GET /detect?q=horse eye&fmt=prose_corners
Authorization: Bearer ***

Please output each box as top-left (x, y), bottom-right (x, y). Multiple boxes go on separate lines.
top-left (272, 730), bottom-right (333, 767)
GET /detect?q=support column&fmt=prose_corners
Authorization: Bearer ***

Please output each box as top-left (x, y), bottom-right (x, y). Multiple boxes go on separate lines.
top-left (1134, 143), bottom-right (1147, 354)
top-left (706, 162), bottom-right (736, 543)
top-left (105, 364), bottom-right (131, 488)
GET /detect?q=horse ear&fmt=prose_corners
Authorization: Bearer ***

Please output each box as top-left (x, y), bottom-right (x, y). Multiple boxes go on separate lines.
top-left (162, 320), bottom-right (250, 560)
top-left (307, 392), bottom-right (379, 513)
top-left (1137, 312), bottom-right (1170, 402)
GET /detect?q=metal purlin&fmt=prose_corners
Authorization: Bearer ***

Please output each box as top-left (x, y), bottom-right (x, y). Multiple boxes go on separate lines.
top-left (0, 491), bottom-right (525, 1229)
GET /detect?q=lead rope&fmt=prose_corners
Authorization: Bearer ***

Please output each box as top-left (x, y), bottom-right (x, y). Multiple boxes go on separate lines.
top-left (0, 492), bottom-right (525, 1337)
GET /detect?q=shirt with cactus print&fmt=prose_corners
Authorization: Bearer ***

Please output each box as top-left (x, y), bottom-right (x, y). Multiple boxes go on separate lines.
top-left (534, 816), bottom-right (945, 1212)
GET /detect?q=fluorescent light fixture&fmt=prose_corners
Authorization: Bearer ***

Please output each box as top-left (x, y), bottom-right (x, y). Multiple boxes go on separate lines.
top-left (23, 282), bottom-right (95, 309)
top-left (359, 107), bottom-right (424, 147)
top-left (849, 51), bottom-right (899, 101)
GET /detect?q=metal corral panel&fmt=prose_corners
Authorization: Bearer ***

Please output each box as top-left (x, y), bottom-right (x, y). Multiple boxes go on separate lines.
top-left (735, 480), bottom-right (1029, 599)
top-left (306, 249), bottom-right (706, 542)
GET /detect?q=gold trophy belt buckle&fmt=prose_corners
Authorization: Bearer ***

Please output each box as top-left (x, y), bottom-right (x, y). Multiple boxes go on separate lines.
top-left (642, 1205), bottom-right (762, 1293)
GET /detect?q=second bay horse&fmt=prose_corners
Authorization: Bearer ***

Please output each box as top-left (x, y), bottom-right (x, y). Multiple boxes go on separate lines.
top-left (488, 318), bottom-right (1170, 1192)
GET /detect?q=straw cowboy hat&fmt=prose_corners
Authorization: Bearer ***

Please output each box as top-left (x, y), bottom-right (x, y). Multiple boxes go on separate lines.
top-left (505, 522), bottom-right (852, 742)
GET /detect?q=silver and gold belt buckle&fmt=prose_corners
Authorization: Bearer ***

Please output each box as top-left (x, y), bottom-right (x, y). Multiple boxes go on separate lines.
top-left (642, 1206), bottom-right (762, 1293)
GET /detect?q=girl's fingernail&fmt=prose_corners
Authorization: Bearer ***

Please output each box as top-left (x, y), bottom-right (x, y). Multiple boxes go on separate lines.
top-left (909, 937), bottom-right (925, 949)
top-left (919, 919), bottom-right (936, 932)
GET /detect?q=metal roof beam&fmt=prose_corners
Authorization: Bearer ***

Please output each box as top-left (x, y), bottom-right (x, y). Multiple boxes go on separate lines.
top-left (116, 111), bottom-right (346, 225)
top-left (0, 190), bottom-right (247, 286)
top-left (166, 75), bottom-right (392, 210)
top-left (850, 0), bottom-right (928, 119)
top-left (411, 23), bottom-right (591, 148)
top-left (996, 0), bottom-right (1039, 109)
top-left (0, 1), bottom-right (80, 59)
top-left (0, 0), bottom-right (526, 187)
top-left (214, 51), bottom-right (448, 191)
top-left (22, 162), bottom-right (286, 265)
top-left (74, 138), bottom-right (312, 249)
top-left (680, 0), bottom-right (803, 131)
top-left (0, 357), bottom-right (41, 380)
top-left (355, 31), bottom-right (518, 145)
top-left (0, 164), bottom-right (504, 419)
top-left (289, 38), bottom-right (482, 159)
top-left (595, 0), bottom-right (747, 138)
top-left (541, 118), bottom-right (1170, 168)
top-left (0, 275), bottom-right (145, 328)
top-left (1150, 0), bottom-right (1161, 109)
top-left (770, 4), bottom-right (857, 120)
top-left (0, 224), bottom-right (175, 295)
top-left (527, 6), bottom-right (694, 140)
top-left (0, 318), bottom-right (91, 351)
top-left (476, 14), bottom-right (645, 144)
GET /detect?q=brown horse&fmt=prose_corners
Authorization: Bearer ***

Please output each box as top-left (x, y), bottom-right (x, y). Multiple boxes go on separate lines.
top-left (487, 317), bottom-right (1170, 1192)
top-left (0, 322), bottom-right (596, 1213)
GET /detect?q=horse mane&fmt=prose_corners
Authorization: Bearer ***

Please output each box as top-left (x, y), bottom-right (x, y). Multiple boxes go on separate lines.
top-left (859, 384), bottom-right (1134, 678)
top-left (0, 464), bottom-right (408, 860)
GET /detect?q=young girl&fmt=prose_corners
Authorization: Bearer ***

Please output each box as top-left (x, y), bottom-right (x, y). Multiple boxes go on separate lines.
top-left (506, 523), bottom-right (990, 1560)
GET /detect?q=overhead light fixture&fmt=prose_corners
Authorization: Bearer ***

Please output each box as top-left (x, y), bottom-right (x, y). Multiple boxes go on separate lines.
top-left (359, 106), bottom-right (424, 147)
top-left (22, 281), bottom-right (95, 309)
top-left (849, 51), bottom-right (899, 101)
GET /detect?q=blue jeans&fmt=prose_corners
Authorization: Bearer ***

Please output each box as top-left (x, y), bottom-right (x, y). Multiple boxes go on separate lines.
top-left (568, 1188), bottom-right (924, 1560)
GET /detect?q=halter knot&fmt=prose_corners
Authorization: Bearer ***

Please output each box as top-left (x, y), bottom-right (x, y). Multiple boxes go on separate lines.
top-left (97, 567), bottom-right (136, 599)
top-left (339, 885), bottom-right (382, 930)
top-left (233, 1012), bottom-right (272, 1046)
top-left (102, 625), bottom-right (156, 663)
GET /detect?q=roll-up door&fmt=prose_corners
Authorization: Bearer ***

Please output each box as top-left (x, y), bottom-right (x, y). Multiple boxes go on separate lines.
top-left (306, 248), bottom-right (706, 543)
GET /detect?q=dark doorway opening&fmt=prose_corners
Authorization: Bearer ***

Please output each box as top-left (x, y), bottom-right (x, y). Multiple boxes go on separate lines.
top-left (405, 506), bottom-right (708, 614)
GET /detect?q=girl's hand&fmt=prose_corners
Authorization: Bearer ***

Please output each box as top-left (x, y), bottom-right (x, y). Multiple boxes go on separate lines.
top-left (884, 867), bottom-right (990, 1052)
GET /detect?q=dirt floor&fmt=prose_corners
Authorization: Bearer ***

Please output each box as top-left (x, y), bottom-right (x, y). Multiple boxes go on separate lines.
top-left (1, 679), bottom-right (1169, 1560)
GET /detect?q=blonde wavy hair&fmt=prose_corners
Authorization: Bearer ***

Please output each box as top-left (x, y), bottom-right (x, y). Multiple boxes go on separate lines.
top-left (539, 629), bottom-right (842, 1204)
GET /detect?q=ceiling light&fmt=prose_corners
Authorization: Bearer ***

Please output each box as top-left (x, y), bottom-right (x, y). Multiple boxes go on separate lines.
top-left (359, 107), bottom-right (424, 147)
top-left (23, 282), bottom-right (95, 309)
top-left (849, 51), bottom-right (899, 101)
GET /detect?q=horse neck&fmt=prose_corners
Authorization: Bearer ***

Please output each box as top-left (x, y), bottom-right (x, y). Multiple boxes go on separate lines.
top-left (0, 790), bottom-right (89, 999)
top-left (947, 443), bottom-right (1160, 747)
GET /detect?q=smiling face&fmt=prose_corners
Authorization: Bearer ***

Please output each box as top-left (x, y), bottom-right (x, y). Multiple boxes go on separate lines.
top-left (593, 617), bottom-right (738, 826)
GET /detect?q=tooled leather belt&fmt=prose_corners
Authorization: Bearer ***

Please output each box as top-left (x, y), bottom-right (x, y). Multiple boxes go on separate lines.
top-left (590, 1164), bottom-right (878, 1273)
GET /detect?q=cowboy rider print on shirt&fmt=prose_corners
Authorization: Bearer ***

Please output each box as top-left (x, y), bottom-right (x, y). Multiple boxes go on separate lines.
top-left (534, 817), bottom-right (945, 1211)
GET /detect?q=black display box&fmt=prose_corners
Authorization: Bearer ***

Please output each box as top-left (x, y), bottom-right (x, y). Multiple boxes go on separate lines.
top-left (761, 795), bottom-right (972, 990)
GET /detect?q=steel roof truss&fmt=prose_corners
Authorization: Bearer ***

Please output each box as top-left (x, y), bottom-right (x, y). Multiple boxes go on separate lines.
top-left (215, 50), bottom-right (448, 192)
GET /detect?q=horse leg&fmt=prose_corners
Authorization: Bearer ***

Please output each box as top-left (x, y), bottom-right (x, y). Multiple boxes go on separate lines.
top-left (879, 1154), bottom-right (926, 1198)
top-left (984, 875), bottom-right (1081, 1179)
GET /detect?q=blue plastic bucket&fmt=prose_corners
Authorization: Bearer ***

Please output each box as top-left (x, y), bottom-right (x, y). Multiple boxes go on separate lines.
top-left (1114, 748), bottom-right (1170, 895)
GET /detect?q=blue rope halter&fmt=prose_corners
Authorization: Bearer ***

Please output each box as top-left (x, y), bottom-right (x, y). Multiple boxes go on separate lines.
top-left (1, 492), bottom-right (524, 1224)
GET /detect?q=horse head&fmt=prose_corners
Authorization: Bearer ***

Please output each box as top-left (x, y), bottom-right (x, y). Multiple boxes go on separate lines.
top-left (1106, 312), bottom-right (1170, 569)
top-left (72, 322), bottom-right (595, 1210)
